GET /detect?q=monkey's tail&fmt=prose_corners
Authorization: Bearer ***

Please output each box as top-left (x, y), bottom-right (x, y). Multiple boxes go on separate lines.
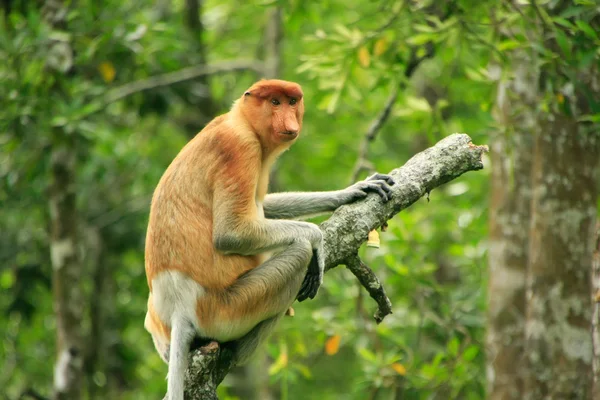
top-left (167, 316), bottom-right (195, 400)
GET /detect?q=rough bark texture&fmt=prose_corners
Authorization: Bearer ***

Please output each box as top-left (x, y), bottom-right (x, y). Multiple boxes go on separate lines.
top-left (523, 114), bottom-right (599, 399)
top-left (321, 134), bottom-right (486, 269)
top-left (345, 256), bottom-right (392, 323)
top-left (179, 133), bottom-right (487, 399)
top-left (486, 59), bottom-right (537, 399)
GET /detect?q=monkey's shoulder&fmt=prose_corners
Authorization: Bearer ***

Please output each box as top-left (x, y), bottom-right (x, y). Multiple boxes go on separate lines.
top-left (196, 118), bottom-right (261, 161)
top-left (201, 113), bottom-right (228, 133)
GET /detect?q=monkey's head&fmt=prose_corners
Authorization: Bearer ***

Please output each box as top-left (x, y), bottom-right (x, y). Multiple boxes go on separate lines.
top-left (240, 80), bottom-right (305, 148)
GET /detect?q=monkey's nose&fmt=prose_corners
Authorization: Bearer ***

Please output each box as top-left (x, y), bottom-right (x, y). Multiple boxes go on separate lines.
top-left (282, 130), bottom-right (298, 136)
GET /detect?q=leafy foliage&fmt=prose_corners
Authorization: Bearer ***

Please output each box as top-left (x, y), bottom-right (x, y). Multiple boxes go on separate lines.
top-left (1, 0), bottom-right (597, 399)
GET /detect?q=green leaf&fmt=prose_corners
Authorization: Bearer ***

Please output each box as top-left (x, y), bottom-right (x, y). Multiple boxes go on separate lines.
top-left (560, 6), bottom-right (584, 19)
top-left (579, 49), bottom-right (597, 69)
top-left (406, 33), bottom-right (435, 46)
top-left (405, 96), bottom-right (432, 113)
top-left (48, 30), bottom-right (72, 42)
top-left (51, 116), bottom-right (68, 127)
top-left (326, 88), bottom-right (342, 114)
top-left (293, 363), bottom-right (312, 379)
top-left (578, 114), bottom-right (600, 123)
top-left (497, 40), bottom-right (522, 51)
top-left (554, 29), bottom-right (571, 57)
top-left (447, 337), bottom-right (459, 356)
top-left (552, 17), bottom-right (575, 30)
top-left (575, 20), bottom-right (598, 40)
top-left (414, 24), bottom-right (436, 33)
top-left (462, 345), bottom-right (479, 361)
top-left (357, 347), bottom-right (378, 363)
top-left (333, 24), bottom-right (352, 39)
top-left (0, 270), bottom-right (15, 289)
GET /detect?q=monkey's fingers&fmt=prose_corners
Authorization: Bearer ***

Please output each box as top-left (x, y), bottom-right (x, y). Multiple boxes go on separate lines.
top-left (297, 272), bottom-right (319, 302)
top-left (368, 173), bottom-right (396, 186)
top-left (297, 272), bottom-right (312, 301)
top-left (360, 181), bottom-right (391, 202)
top-left (308, 281), bottom-right (319, 299)
top-left (297, 275), bottom-right (313, 302)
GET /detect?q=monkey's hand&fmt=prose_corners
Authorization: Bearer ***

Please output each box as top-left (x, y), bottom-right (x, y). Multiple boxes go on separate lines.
top-left (297, 247), bottom-right (324, 302)
top-left (342, 173), bottom-right (396, 203)
top-left (297, 227), bottom-right (324, 302)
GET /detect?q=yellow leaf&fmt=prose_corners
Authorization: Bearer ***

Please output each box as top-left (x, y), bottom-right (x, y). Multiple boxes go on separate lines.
top-left (99, 62), bottom-right (116, 83)
top-left (391, 363), bottom-right (407, 376)
top-left (325, 334), bottom-right (341, 355)
top-left (557, 93), bottom-right (564, 104)
top-left (358, 47), bottom-right (370, 68)
top-left (268, 349), bottom-right (288, 375)
top-left (374, 38), bottom-right (388, 56)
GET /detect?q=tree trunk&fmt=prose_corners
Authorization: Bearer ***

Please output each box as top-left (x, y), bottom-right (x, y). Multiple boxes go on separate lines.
top-left (182, 0), bottom-right (217, 138)
top-left (43, 0), bottom-right (85, 398)
top-left (49, 136), bottom-right (85, 400)
top-left (486, 59), bottom-right (537, 400)
top-left (523, 114), bottom-right (599, 399)
top-left (263, 6), bottom-right (283, 80)
top-left (85, 227), bottom-right (110, 400)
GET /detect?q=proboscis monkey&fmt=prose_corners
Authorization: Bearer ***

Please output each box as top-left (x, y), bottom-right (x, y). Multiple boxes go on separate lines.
top-left (144, 79), bottom-right (394, 400)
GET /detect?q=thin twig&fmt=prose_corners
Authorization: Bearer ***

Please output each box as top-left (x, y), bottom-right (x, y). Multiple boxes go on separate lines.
top-left (459, 18), bottom-right (506, 60)
top-left (345, 255), bottom-right (393, 323)
top-left (105, 60), bottom-right (263, 104)
top-left (350, 84), bottom-right (400, 182)
top-left (530, 0), bottom-right (552, 33)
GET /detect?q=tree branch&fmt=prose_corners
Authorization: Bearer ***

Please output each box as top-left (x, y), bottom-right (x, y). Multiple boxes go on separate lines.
top-left (105, 60), bottom-right (263, 104)
top-left (350, 84), bottom-right (400, 182)
top-left (180, 133), bottom-right (487, 399)
top-left (322, 134), bottom-right (487, 268)
top-left (345, 255), bottom-right (393, 323)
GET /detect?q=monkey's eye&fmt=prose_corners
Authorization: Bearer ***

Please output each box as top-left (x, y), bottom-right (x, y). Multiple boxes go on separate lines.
top-left (271, 98), bottom-right (280, 106)
top-left (289, 98), bottom-right (297, 105)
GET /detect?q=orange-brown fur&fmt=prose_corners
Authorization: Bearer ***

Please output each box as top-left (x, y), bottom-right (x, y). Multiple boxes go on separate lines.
top-left (145, 80), bottom-right (304, 342)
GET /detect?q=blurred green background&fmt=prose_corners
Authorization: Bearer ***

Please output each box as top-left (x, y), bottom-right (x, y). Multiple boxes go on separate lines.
top-left (1, 0), bottom-right (598, 399)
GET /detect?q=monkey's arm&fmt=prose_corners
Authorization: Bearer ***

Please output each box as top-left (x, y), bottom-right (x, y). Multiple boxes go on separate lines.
top-left (214, 201), bottom-right (324, 301)
top-left (213, 217), bottom-right (322, 256)
top-left (212, 147), bottom-right (324, 300)
top-left (263, 173), bottom-right (395, 219)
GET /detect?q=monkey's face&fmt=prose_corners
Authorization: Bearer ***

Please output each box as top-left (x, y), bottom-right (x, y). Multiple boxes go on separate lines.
top-left (242, 80), bottom-right (305, 148)
top-left (268, 95), bottom-right (304, 143)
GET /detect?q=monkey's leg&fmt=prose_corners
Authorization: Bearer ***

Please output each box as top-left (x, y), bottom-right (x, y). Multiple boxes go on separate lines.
top-left (229, 239), bottom-right (312, 313)
top-left (231, 315), bottom-right (283, 364)
top-left (220, 239), bottom-right (313, 362)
